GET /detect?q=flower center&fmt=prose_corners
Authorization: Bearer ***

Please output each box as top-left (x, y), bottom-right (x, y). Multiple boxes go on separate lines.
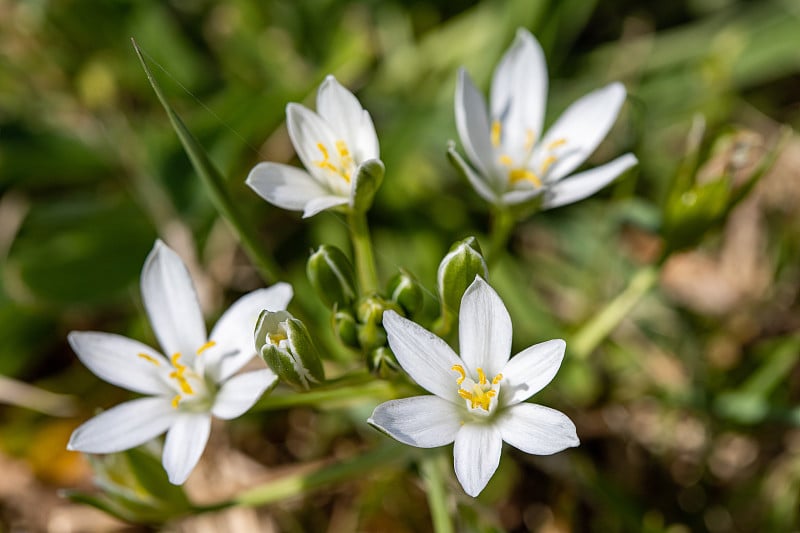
top-left (137, 340), bottom-right (217, 409)
top-left (314, 140), bottom-right (354, 183)
top-left (490, 120), bottom-right (567, 188)
top-left (451, 364), bottom-right (503, 413)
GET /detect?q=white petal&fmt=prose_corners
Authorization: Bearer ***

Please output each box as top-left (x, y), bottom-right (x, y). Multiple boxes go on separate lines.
top-left (212, 369), bottom-right (277, 419)
top-left (302, 195), bottom-right (349, 218)
top-left (501, 187), bottom-right (543, 206)
top-left (455, 69), bottom-right (497, 181)
top-left (501, 339), bottom-right (566, 406)
top-left (68, 331), bottom-right (171, 395)
top-left (453, 423), bottom-right (502, 497)
top-left (140, 240), bottom-right (207, 364)
top-left (540, 82), bottom-right (627, 181)
top-left (497, 403), bottom-right (579, 455)
top-left (458, 277), bottom-right (512, 378)
top-left (542, 153), bottom-right (637, 210)
top-left (316, 75), bottom-right (379, 162)
top-left (286, 103), bottom-right (339, 181)
top-left (162, 413), bottom-right (212, 485)
top-left (208, 283), bottom-right (293, 380)
top-left (67, 397), bottom-right (175, 454)
top-left (448, 144), bottom-right (499, 204)
top-left (246, 162), bottom-right (331, 212)
top-left (490, 29), bottom-right (548, 152)
top-left (382, 310), bottom-right (463, 403)
top-left (368, 396), bottom-right (463, 448)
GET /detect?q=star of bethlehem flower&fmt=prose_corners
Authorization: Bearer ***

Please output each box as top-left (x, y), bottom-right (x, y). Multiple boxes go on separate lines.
top-left (449, 27), bottom-right (638, 209)
top-left (247, 75), bottom-right (382, 218)
top-left (368, 276), bottom-right (579, 497)
top-left (67, 240), bottom-right (292, 485)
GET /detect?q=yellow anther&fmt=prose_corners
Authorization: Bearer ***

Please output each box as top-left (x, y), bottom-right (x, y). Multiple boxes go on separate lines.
top-left (171, 394), bottom-right (182, 409)
top-left (540, 155), bottom-right (557, 174)
top-left (196, 340), bottom-right (216, 355)
top-left (170, 352), bottom-right (184, 369)
top-left (314, 141), bottom-right (351, 183)
top-left (509, 168), bottom-right (542, 187)
top-left (492, 373), bottom-right (503, 385)
top-left (498, 154), bottom-right (514, 167)
top-left (335, 140), bottom-right (351, 159)
top-left (137, 353), bottom-right (160, 366)
top-left (547, 138), bottom-right (567, 150)
top-left (477, 367), bottom-right (487, 385)
top-left (491, 120), bottom-right (502, 147)
top-left (451, 364), bottom-right (466, 385)
top-left (458, 389), bottom-right (473, 401)
top-left (316, 143), bottom-right (330, 160)
top-left (268, 331), bottom-right (288, 345)
top-left (524, 129), bottom-right (536, 151)
top-left (168, 352), bottom-right (194, 395)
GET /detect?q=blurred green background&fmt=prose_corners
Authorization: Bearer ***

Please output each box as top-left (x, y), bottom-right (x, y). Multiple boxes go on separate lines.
top-left (1, 0), bottom-right (800, 531)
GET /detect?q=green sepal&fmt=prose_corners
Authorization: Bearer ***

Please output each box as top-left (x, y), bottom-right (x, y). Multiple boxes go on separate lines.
top-left (367, 346), bottom-right (401, 379)
top-left (255, 310), bottom-right (325, 391)
top-left (351, 159), bottom-right (385, 213)
top-left (386, 269), bottom-right (423, 316)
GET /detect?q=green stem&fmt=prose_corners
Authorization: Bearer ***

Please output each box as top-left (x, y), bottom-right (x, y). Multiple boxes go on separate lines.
top-left (251, 379), bottom-right (401, 412)
top-left (347, 210), bottom-right (379, 295)
top-left (420, 453), bottom-right (454, 533)
top-left (194, 443), bottom-right (409, 512)
top-left (132, 39), bottom-right (282, 284)
top-left (570, 265), bottom-right (659, 360)
top-left (486, 207), bottom-right (514, 266)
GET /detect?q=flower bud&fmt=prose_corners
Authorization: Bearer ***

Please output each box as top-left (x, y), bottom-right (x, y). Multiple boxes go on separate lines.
top-left (351, 159), bottom-right (385, 213)
top-left (387, 269), bottom-right (423, 316)
top-left (332, 308), bottom-right (360, 349)
top-left (357, 296), bottom-right (391, 351)
top-left (255, 310), bottom-right (325, 390)
top-left (307, 245), bottom-right (356, 309)
top-left (437, 237), bottom-right (488, 319)
top-left (367, 346), bottom-right (400, 379)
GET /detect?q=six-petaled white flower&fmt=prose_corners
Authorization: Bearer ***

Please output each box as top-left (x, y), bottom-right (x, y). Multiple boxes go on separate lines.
top-left (450, 28), bottom-right (638, 209)
top-left (368, 276), bottom-right (579, 497)
top-left (247, 75), bottom-right (382, 218)
top-left (67, 240), bottom-right (292, 485)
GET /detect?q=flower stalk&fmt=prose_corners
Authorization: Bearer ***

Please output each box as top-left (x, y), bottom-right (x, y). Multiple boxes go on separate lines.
top-left (348, 209), bottom-right (379, 296)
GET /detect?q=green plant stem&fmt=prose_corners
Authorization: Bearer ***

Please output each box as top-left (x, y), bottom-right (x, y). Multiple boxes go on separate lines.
top-left (570, 265), bottom-right (659, 360)
top-left (132, 39), bottom-right (282, 284)
top-left (486, 207), bottom-right (514, 266)
top-left (420, 453), bottom-right (454, 533)
top-left (347, 210), bottom-right (379, 295)
top-left (194, 443), bottom-right (409, 512)
top-left (251, 379), bottom-right (401, 412)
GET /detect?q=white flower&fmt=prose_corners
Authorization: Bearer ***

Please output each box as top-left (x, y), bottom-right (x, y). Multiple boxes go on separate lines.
top-left (368, 276), bottom-right (578, 497)
top-left (450, 28), bottom-right (638, 209)
top-left (247, 75), bottom-right (381, 218)
top-left (67, 240), bottom-right (292, 485)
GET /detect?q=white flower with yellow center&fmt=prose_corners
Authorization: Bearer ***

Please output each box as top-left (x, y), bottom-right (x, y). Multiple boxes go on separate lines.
top-left (67, 240), bottom-right (292, 485)
top-left (247, 75), bottom-right (381, 218)
top-left (450, 28), bottom-right (638, 209)
top-left (368, 276), bottom-right (578, 497)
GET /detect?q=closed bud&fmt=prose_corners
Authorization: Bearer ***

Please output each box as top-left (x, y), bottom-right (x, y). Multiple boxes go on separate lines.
top-left (352, 159), bottom-right (385, 213)
top-left (367, 346), bottom-right (400, 379)
top-left (437, 237), bottom-right (488, 319)
top-left (387, 269), bottom-right (423, 316)
top-left (332, 308), bottom-right (360, 349)
top-left (255, 310), bottom-right (325, 390)
top-left (357, 296), bottom-right (391, 351)
top-left (307, 245), bottom-right (357, 309)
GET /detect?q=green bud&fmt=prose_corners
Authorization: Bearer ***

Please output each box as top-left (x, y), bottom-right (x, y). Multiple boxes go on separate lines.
top-left (332, 308), bottom-right (360, 349)
top-left (357, 296), bottom-right (391, 351)
top-left (437, 236), bottom-right (488, 319)
top-left (387, 269), bottom-right (423, 316)
top-left (351, 159), bottom-right (385, 213)
top-left (307, 245), bottom-right (357, 308)
top-left (255, 310), bottom-right (325, 390)
top-left (367, 346), bottom-right (400, 379)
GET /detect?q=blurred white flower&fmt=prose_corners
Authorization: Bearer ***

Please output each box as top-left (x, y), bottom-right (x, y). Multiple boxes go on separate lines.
top-left (450, 28), bottom-right (637, 209)
top-left (247, 75), bottom-right (382, 218)
top-left (67, 240), bottom-right (292, 485)
top-left (369, 276), bottom-right (578, 497)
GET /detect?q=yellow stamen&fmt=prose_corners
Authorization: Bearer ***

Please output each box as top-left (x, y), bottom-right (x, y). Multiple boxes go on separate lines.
top-left (491, 120), bottom-right (502, 147)
top-left (547, 138), bottom-right (567, 150)
top-left (316, 142), bottom-right (330, 160)
top-left (336, 140), bottom-right (351, 160)
top-left (509, 168), bottom-right (542, 187)
top-left (137, 353), bottom-right (160, 366)
top-left (540, 155), bottom-right (557, 174)
top-left (477, 367), bottom-right (487, 385)
top-left (492, 373), bottom-right (503, 385)
top-left (168, 353), bottom-right (194, 395)
top-left (268, 331), bottom-right (288, 345)
top-left (171, 394), bottom-right (182, 409)
top-left (196, 340), bottom-right (216, 355)
top-left (498, 154), bottom-right (514, 167)
top-left (458, 389), bottom-right (473, 401)
top-left (314, 141), bottom-right (352, 183)
top-left (451, 365), bottom-right (466, 385)
top-left (525, 129), bottom-right (536, 151)
top-left (171, 352), bottom-right (184, 368)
